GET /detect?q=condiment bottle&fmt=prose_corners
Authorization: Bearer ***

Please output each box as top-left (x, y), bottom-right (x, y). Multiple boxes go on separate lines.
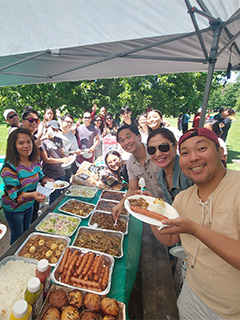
top-left (24, 277), bottom-right (43, 319)
top-left (35, 259), bottom-right (51, 297)
top-left (9, 299), bottom-right (32, 320)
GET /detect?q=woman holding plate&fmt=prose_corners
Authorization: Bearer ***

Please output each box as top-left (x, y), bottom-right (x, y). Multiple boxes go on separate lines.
top-left (147, 128), bottom-right (193, 205)
top-left (146, 128), bottom-right (193, 269)
top-left (1, 128), bottom-right (53, 244)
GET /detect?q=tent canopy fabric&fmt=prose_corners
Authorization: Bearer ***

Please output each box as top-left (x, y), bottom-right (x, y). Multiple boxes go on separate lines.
top-left (0, 0), bottom-right (239, 86)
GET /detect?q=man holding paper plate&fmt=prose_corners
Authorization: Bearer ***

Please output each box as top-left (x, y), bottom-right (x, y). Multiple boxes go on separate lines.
top-left (152, 128), bottom-right (240, 320)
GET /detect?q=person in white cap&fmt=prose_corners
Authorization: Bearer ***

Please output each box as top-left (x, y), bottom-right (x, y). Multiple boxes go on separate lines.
top-left (3, 109), bottom-right (20, 134)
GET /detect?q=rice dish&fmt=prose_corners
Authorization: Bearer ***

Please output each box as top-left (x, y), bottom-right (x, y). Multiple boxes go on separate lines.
top-left (0, 259), bottom-right (36, 320)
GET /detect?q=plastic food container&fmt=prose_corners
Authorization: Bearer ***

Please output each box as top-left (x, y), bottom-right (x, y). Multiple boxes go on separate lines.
top-left (66, 185), bottom-right (98, 198)
top-left (72, 226), bottom-right (124, 258)
top-left (35, 212), bottom-right (81, 237)
top-left (51, 246), bottom-right (115, 295)
top-left (58, 199), bottom-right (96, 219)
top-left (14, 232), bottom-right (71, 266)
top-left (88, 210), bottom-right (129, 235)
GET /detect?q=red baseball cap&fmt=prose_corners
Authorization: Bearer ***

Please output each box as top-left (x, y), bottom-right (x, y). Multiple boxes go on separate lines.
top-left (179, 128), bottom-right (220, 148)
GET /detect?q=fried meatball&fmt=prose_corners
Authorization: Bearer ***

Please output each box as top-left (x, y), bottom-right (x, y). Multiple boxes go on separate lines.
top-left (83, 293), bottom-right (101, 312)
top-left (42, 307), bottom-right (60, 320)
top-left (68, 290), bottom-right (84, 308)
top-left (100, 298), bottom-right (119, 317)
top-left (49, 289), bottom-right (68, 309)
top-left (80, 311), bottom-right (100, 320)
top-left (61, 306), bottom-right (79, 320)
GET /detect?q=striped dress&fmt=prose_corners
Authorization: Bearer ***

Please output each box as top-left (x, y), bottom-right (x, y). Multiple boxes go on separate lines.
top-left (1, 161), bottom-right (44, 212)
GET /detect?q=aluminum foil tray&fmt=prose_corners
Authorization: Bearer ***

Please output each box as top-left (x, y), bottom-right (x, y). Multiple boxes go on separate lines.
top-left (35, 212), bottom-right (81, 237)
top-left (51, 246), bottom-right (115, 295)
top-left (72, 226), bottom-right (124, 258)
top-left (14, 232), bottom-right (71, 266)
top-left (58, 198), bottom-right (96, 219)
top-left (88, 210), bottom-right (129, 235)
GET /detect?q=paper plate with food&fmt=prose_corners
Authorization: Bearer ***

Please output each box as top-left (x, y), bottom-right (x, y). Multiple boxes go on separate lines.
top-left (124, 195), bottom-right (179, 228)
top-left (53, 180), bottom-right (70, 189)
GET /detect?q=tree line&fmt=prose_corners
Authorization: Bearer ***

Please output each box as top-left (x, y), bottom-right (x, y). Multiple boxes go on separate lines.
top-left (0, 72), bottom-right (239, 123)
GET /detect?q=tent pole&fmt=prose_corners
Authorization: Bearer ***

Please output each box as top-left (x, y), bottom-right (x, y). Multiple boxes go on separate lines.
top-left (199, 22), bottom-right (223, 128)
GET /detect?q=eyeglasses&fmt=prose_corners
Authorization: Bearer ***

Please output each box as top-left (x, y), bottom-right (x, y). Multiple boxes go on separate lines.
top-left (121, 111), bottom-right (130, 115)
top-left (25, 118), bottom-right (40, 124)
top-left (106, 117), bottom-right (113, 120)
top-left (147, 142), bottom-right (174, 155)
top-left (8, 113), bottom-right (18, 119)
top-left (64, 120), bottom-right (73, 125)
top-left (83, 117), bottom-right (91, 119)
top-left (95, 119), bottom-right (102, 122)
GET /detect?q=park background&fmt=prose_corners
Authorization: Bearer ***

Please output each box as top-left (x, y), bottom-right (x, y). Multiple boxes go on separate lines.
top-left (0, 71), bottom-right (239, 171)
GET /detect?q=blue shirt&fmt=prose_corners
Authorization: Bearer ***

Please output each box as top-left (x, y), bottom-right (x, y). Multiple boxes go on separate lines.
top-left (157, 155), bottom-right (193, 204)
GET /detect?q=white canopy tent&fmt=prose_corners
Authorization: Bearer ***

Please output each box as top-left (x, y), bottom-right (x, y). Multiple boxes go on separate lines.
top-left (0, 0), bottom-right (240, 123)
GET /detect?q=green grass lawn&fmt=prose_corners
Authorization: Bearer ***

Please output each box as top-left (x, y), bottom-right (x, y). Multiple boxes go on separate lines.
top-left (0, 115), bottom-right (239, 171)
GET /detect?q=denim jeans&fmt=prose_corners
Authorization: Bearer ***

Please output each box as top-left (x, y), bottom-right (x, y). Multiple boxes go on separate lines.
top-left (4, 206), bottom-right (33, 245)
top-left (50, 175), bottom-right (65, 205)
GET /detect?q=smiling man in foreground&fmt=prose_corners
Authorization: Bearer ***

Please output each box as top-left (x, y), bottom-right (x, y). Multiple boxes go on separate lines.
top-left (152, 128), bottom-right (240, 320)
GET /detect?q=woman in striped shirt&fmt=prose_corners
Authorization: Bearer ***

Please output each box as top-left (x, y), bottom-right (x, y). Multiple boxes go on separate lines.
top-left (1, 128), bottom-right (53, 244)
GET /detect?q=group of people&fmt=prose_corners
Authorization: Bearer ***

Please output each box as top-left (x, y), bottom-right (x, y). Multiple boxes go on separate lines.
top-left (2, 104), bottom-right (240, 319)
top-left (178, 106), bottom-right (234, 144)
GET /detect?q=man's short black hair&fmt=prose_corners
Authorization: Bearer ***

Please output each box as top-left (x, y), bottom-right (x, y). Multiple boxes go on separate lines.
top-left (116, 124), bottom-right (140, 142)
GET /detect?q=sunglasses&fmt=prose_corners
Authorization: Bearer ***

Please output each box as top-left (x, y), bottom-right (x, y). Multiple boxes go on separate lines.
top-left (147, 142), bottom-right (174, 155)
top-left (64, 120), bottom-right (73, 125)
top-left (25, 118), bottom-right (40, 124)
top-left (106, 117), bottom-right (113, 120)
top-left (95, 119), bottom-right (102, 122)
top-left (8, 113), bottom-right (18, 119)
top-left (83, 117), bottom-right (91, 119)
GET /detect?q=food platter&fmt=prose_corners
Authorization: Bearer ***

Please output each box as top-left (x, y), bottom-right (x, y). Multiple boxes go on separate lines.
top-left (51, 246), bottom-right (114, 295)
top-left (88, 210), bottom-right (129, 235)
top-left (0, 224), bottom-right (7, 240)
top-left (14, 232), bottom-right (70, 266)
top-left (124, 195), bottom-right (179, 228)
top-left (73, 226), bottom-right (124, 258)
top-left (100, 190), bottom-right (126, 201)
top-left (35, 212), bottom-right (81, 237)
top-left (58, 198), bottom-right (96, 219)
top-left (37, 284), bottom-right (126, 320)
top-left (53, 180), bottom-right (70, 189)
top-left (66, 185), bottom-right (98, 198)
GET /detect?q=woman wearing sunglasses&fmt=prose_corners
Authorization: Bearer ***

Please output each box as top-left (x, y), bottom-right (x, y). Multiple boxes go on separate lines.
top-left (147, 128), bottom-right (193, 205)
top-left (147, 128), bottom-right (193, 271)
top-left (103, 113), bottom-right (119, 136)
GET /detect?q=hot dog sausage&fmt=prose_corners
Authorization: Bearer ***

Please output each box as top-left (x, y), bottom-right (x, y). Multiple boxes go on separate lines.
top-left (130, 205), bottom-right (167, 222)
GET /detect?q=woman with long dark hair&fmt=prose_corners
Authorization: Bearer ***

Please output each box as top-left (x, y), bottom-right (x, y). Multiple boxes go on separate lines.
top-left (105, 149), bottom-right (129, 183)
top-left (1, 128), bottom-right (53, 244)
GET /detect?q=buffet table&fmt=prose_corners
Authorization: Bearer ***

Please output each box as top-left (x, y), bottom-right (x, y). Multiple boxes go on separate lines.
top-left (0, 188), bottom-right (179, 319)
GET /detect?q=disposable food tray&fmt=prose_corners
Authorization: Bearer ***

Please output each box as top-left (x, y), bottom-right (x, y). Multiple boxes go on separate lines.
top-left (72, 226), bottom-right (124, 258)
top-left (35, 212), bottom-right (81, 237)
top-left (88, 210), bottom-right (129, 235)
top-left (95, 199), bottom-right (129, 216)
top-left (36, 283), bottom-right (126, 320)
top-left (51, 246), bottom-right (115, 295)
top-left (66, 185), bottom-right (98, 198)
top-left (14, 232), bottom-right (71, 266)
top-left (100, 189), bottom-right (126, 201)
top-left (58, 198), bottom-right (96, 219)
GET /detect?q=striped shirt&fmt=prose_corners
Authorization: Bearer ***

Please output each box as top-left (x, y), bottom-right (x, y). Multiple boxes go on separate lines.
top-left (1, 161), bottom-right (44, 212)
